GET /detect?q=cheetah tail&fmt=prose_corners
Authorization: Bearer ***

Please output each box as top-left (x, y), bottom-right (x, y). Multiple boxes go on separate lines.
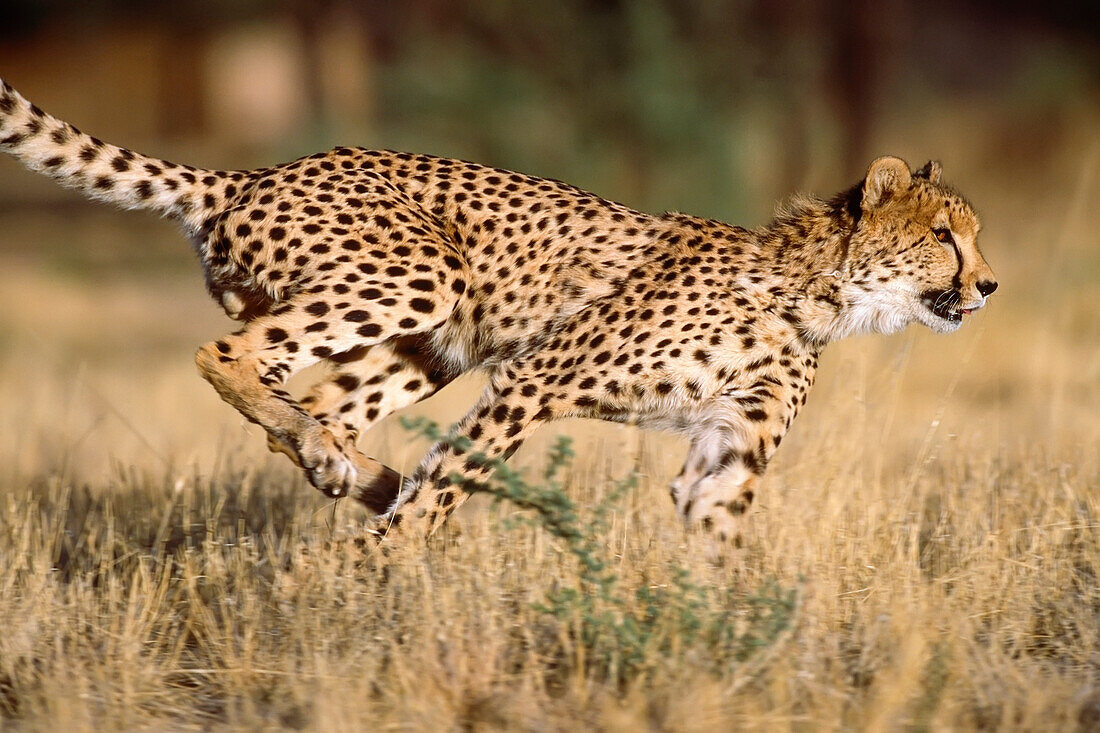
top-left (0, 78), bottom-right (237, 231)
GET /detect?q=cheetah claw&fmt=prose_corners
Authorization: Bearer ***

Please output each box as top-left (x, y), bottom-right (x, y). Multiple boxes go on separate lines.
top-left (294, 429), bottom-right (360, 498)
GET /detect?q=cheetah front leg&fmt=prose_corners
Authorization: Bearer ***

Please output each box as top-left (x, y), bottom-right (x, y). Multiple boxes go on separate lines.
top-left (671, 428), bottom-right (767, 551)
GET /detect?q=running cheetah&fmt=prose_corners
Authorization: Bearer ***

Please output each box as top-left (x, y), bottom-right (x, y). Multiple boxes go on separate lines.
top-left (0, 79), bottom-right (997, 549)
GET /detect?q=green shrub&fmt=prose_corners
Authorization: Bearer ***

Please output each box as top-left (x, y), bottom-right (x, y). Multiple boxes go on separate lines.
top-left (401, 417), bottom-right (798, 685)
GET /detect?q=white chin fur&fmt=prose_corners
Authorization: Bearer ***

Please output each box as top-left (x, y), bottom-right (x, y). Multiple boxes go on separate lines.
top-left (925, 314), bottom-right (963, 334)
top-left (914, 306), bottom-right (963, 334)
top-left (833, 288), bottom-right (965, 340)
top-left (843, 291), bottom-right (919, 337)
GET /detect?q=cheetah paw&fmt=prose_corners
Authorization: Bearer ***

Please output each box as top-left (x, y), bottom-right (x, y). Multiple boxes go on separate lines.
top-left (294, 429), bottom-right (360, 498)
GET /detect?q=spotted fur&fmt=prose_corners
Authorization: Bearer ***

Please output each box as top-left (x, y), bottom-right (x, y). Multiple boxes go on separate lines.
top-left (1, 80), bottom-right (996, 551)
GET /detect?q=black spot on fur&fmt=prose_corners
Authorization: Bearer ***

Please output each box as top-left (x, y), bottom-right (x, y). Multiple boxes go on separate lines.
top-left (357, 323), bottom-right (383, 338)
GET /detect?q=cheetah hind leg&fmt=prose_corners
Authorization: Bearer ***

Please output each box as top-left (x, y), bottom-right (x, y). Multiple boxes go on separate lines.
top-left (262, 344), bottom-right (382, 469)
top-left (195, 326), bottom-right (406, 507)
top-left (379, 372), bottom-right (558, 538)
top-left (195, 255), bottom-right (467, 506)
top-left (266, 337), bottom-right (459, 511)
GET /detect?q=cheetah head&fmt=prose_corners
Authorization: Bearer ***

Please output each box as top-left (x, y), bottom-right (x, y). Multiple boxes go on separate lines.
top-left (845, 156), bottom-right (997, 335)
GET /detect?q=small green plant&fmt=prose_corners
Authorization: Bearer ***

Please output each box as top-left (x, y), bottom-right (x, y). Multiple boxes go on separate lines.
top-left (401, 417), bottom-right (798, 684)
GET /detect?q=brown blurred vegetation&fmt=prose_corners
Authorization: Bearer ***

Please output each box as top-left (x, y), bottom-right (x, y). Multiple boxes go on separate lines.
top-left (1, 0), bottom-right (1096, 219)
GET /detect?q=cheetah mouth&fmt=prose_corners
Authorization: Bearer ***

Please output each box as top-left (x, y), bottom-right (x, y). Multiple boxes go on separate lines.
top-left (920, 288), bottom-right (970, 323)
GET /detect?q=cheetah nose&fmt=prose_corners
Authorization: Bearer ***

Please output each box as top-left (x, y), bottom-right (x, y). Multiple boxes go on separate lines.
top-left (976, 280), bottom-right (998, 297)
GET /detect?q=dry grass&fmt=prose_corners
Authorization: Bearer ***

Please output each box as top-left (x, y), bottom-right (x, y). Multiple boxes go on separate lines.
top-left (0, 158), bottom-right (1097, 731)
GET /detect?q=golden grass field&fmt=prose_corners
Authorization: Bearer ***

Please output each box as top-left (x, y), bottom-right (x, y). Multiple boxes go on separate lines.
top-left (0, 149), bottom-right (1097, 731)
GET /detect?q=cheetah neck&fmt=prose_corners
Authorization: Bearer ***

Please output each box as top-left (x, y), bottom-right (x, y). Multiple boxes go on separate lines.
top-left (753, 189), bottom-right (877, 347)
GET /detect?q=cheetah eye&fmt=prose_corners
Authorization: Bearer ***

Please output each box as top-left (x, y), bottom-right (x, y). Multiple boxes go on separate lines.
top-left (933, 227), bottom-right (954, 245)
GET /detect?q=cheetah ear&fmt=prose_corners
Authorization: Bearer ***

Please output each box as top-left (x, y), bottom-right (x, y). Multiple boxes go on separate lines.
top-left (914, 160), bottom-right (942, 183)
top-left (862, 156), bottom-right (912, 210)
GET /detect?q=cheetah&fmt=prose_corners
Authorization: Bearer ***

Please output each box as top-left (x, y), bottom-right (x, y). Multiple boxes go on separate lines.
top-left (0, 79), bottom-right (996, 550)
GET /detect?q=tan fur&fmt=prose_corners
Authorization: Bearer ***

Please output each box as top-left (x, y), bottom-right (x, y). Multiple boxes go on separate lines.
top-left (0, 80), bottom-right (997, 551)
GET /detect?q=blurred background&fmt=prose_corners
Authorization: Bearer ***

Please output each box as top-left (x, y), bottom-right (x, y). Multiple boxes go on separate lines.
top-left (0, 0), bottom-right (1096, 488)
top-left (3, 0), bottom-right (1097, 216)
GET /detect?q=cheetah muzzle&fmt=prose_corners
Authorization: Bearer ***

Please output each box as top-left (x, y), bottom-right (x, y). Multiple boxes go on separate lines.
top-left (921, 288), bottom-right (965, 323)
top-left (0, 79), bottom-right (997, 553)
